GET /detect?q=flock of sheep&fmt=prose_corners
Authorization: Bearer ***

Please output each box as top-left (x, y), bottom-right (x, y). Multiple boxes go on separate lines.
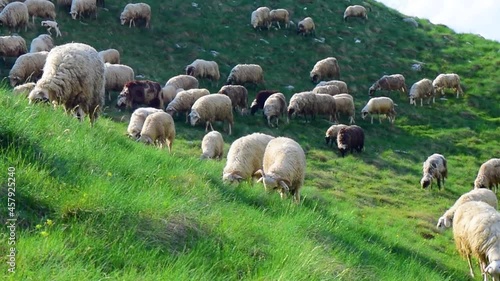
top-left (1, 1), bottom-right (499, 278)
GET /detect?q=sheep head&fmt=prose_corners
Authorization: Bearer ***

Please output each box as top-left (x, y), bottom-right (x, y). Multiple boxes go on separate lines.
top-left (8, 76), bottom-right (21, 87)
top-left (485, 260), bottom-right (500, 280)
top-left (222, 172), bottom-right (243, 184)
top-left (28, 88), bottom-right (49, 104)
top-left (436, 216), bottom-right (451, 231)
top-left (420, 174), bottom-right (433, 189)
top-left (311, 73), bottom-right (320, 84)
top-left (138, 135), bottom-right (153, 145)
top-left (69, 11), bottom-right (78, 20)
top-left (189, 110), bottom-right (200, 126)
top-left (185, 66), bottom-right (195, 76)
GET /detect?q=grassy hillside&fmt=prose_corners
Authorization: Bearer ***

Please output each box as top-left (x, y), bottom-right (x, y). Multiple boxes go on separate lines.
top-left (1, 0), bottom-right (499, 280)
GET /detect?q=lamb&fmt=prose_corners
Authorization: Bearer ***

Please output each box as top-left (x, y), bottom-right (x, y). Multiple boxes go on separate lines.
top-left (165, 74), bottom-right (199, 91)
top-left (189, 94), bottom-right (234, 135)
top-left (165, 88), bottom-right (210, 123)
top-left (314, 93), bottom-right (337, 122)
top-left (337, 125), bottom-right (364, 157)
top-left (287, 91), bottom-right (317, 122)
top-left (409, 78), bottom-right (435, 106)
top-left (104, 63), bottom-right (135, 100)
top-left (312, 84), bottom-right (341, 96)
top-left (25, 0), bottom-right (56, 24)
top-left (226, 64), bottom-right (264, 86)
top-left (222, 133), bottom-right (275, 184)
top-left (343, 5), bottom-right (368, 21)
top-left (98, 48), bottom-right (120, 64)
top-left (432, 73), bottom-right (464, 98)
top-left (8, 51), bottom-right (48, 87)
top-left (420, 153), bottom-right (447, 190)
top-left (0, 35), bottom-right (26, 59)
top-left (250, 90), bottom-right (278, 115)
top-left (310, 57), bottom-right (340, 83)
top-left (269, 8), bottom-right (289, 29)
top-left (12, 82), bottom-right (35, 97)
top-left (325, 124), bottom-right (347, 147)
top-left (28, 42), bottom-right (105, 125)
top-left (200, 131), bottom-right (224, 160)
top-left (332, 95), bottom-right (355, 124)
top-left (120, 3), bottom-right (151, 28)
top-left (218, 85), bottom-right (248, 114)
top-left (263, 92), bottom-right (288, 127)
top-left (41, 20), bottom-right (62, 37)
top-left (361, 96), bottom-right (396, 124)
top-left (127, 107), bottom-right (163, 140)
top-left (185, 59), bottom-right (220, 83)
top-left (250, 6), bottom-right (271, 30)
top-left (368, 74), bottom-right (408, 96)
top-left (315, 80), bottom-right (348, 94)
top-left (69, 0), bottom-right (97, 20)
top-left (116, 80), bottom-right (164, 110)
top-left (254, 137), bottom-right (306, 203)
top-left (138, 111), bottom-right (175, 153)
top-left (29, 34), bottom-right (53, 52)
top-left (0, 2), bottom-right (28, 32)
top-left (297, 17), bottom-right (315, 36)
top-left (436, 188), bottom-right (497, 231)
top-left (474, 158), bottom-right (500, 192)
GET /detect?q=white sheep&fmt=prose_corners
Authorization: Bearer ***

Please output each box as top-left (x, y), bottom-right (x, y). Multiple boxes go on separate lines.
top-left (127, 107), bottom-right (163, 140)
top-left (0, 35), bottom-right (27, 59)
top-left (41, 20), bottom-right (62, 37)
top-left (343, 5), bottom-right (368, 21)
top-left (98, 48), bottom-right (120, 64)
top-left (218, 85), bottom-right (248, 114)
top-left (120, 3), bottom-right (151, 28)
top-left (250, 6), bottom-right (271, 30)
top-left (165, 88), bottom-right (210, 123)
top-left (160, 84), bottom-right (183, 107)
top-left (138, 111), bottom-right (175, 153)
top-left (70, 0), bottom-right (97, 20)
top-left (436, 188), bottom-right (497, 231)
top-left (226, 64), bottom-right (264, 86)
top-left (263, 92), bottom-right (288, 127)
top-left (25, 0), bottom-right (56, 24)
top-left (185, 59), bottom-right (220, 83)
top-left (28, 42), bottom-right (105, 125)
top-left (432, 73), bottom-right (464, 98)
top-left (29, 34), bottom-right (53, 52)
top-left (420, 153), bottom-right (447, 190)
top-left (165, 74), bottom-right (199, 91)
top-left (254, 137), bottom-right (306, 203)
top-left (325, 124), bottom-right (348, 147)
top-left (332, 95), bottom-right (355, 124)
top-left (361, 96), bottom-right (396, 124)
top-left (409, 78), bottom-right (435, 106)
top-left (287, 91), bottom-right (317, 122)
top-left (297, 17), bottom-right (315, 36)
top-left (310, 57), bottom-right (340, 83)
top-left (8, 51), bottom-right (48, 87)
top-left (474, 158), bottom-right (500, 192)
top-left (104, 63), bottom-right (135, 100)
top-left (222, 133), bottom-right (275, 184)
top-left (369, 74), bottom-right (407, 96)
top-left (315, 80), bottom-right (348, 94)
top-left (314, 93), bottom-right (337, 122)
top-left (0, 2), bottom-right (28, 32)
top-left (269, 8), bottom-right (289, 29)
top-left (200, 131), bottom-right (224, 160)
top-left (12, 82), bottom-right (36, 97)
top-left (189, 94), bottom-right (234, 135)
top-left (312, 84), bottom-right (341, 96)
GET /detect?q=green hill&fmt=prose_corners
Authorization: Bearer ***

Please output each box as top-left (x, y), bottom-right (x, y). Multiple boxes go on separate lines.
top-left (1, 0), bottom-right (499, 280)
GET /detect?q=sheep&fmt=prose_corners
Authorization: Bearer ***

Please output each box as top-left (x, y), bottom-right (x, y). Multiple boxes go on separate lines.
top-left (310, 57), bottom-right (340, 83)
top-left (138, 111), bottom-right (175, 153)
top-left (436, 188), bottom-right (498, 232)
top-left (98, 48), bottom-right (120, 64)
top-left (315, 80), bottom-right (348, 94)
top-left (332, 95), bottom-right (355, 124)
top-left (200, 131), bottom-right (224, 160)
top-left (116, 80), bottom-right (164, 110)
top-left (189, 94), bottom-right (234, 135)
top-left (160, 84), bottom-right (183, 107)
top-left (325, 124), bottom-right (348, 147)
top-left (165, 88), bottom-right (210, 123)
top-left (314, 93), bottom-right (337, 122)
top-left (127, 107), bottom-right (163, 140)
top-left (8, 51), bottom-right (48, 87)
top-left (104, 63), bottom-right (135, 101)
top-left (0, 35), bottom-right (26, 59)
top-left (29, 34), bottom-right (53, 52)
top-left (226, 64), bottom-right (264, 86)
top-left (27, 42), bottom-right (105, 125)
top-left (343, 5), bottom-right (368, 21)
top-left (250, 90), bottom-right (278, 115)
top-left (25, 0), bottom-right (56, 24)
top-left (12, 82), bottom-right (35, 97)
top-left (269, 8), bottom-right (289, 29)
top-left (222, 133), bottom-right (275, 184)
top-left (409, 78), bottom-right (435, 106)
top-left (263, 92), bottom-right (288, 127)
top-left (297, 17), bottom-right (315, 36)
top-left (185, 59), bottom-right (220, 83)
top-left (120, 3), bottom-right (151, 28)
top-left (368, 74), bottom-right (408, 96)
top-left (250, 6), bottom-right (271, 30)
top-left (41, 20), bottom-right (62, 37)
top-left (337, 125), bottom-right (364, 157)
top-left (218, 85), bottom-right (248, 115)
top-left (287, 91), bottom-right (317, 122)
top-left (165, 74), bottom-right (199, 91)
top-left (0, 2), bottom-right (28, 32)
top-left (420, 153), bottom-right (447, 190)
top-left (312, 84), bottom-right (341, 96)
top-left (254, 137), bottom-right (306, 203)
top-left (432, 73), bottom-right (464, 98)
top-left (69, 0), bottom-right (97, 20)
top-left (361, 96), bottom-right (396, 124)
top-left (474, 158), bottom-right (500, 192)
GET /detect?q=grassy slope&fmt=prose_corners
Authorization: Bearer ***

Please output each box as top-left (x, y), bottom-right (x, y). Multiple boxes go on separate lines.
top-left (1, 0), bottom-right (499, 280)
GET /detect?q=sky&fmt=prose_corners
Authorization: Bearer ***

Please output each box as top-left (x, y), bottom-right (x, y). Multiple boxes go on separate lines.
top-left (376, 0), bottom-right (500, 42)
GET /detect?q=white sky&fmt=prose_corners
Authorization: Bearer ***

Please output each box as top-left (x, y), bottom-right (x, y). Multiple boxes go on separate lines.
top-left (376, 0), bottom-right (500, 42)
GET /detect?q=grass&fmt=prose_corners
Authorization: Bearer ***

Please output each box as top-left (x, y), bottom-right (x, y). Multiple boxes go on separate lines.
top-left (1, 0), bottom-right (500, 280)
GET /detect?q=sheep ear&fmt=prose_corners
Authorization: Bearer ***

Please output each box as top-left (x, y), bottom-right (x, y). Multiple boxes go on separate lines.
top-left (444, 218), bottom-right (452, 228)
top-left (278, 180), bottom-right (289, 193)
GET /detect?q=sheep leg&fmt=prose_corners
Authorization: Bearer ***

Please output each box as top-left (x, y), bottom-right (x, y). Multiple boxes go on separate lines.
top-left (277, 22), bottom-right (281, 29)
top-left (370, 115), bottom-right (374, 124)
top-left (466, 254), bottom-right (475, 278)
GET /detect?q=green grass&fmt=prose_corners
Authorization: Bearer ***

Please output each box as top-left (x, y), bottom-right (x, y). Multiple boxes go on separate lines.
top-left (1, 0), bottom-right (500, 280)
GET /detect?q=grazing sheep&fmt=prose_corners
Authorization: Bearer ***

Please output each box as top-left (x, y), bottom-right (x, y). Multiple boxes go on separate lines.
top-left (222, 133), bottom-right (275, 184)
top-left (165, 74), bottom-right (199, 91)
top-left (310, 57), bottom-right (340, 83)
top-left (12, 82), bottom-right (35, 97)
top-left (337, 125), bottom-right (364, 157)
top-left (287, 91), bottom-right (317, 122)
top-left (250, 6), bottom-right (271, 30)
top-left (98, 48), bottom-right (120, 64)
top-left (165, 88), bottom-right (210, 123)
top-left (432, 73), bottom-right (464, 98)
top-left (0, 35), bottom-right (27, 59)
top-left (361, 96), bottom-right (396, 124)
top-left (409, 78), bottom-right (435, 106)
top-left (420, 153), bottom-right (447, 190)
top-left (8, 51), bottom-right (48, 87)
top-left (269, 8), bottom-right (289, 29)
top-left (218, 85), bottom-right (248, 114)
top-left (127, 107), bottom-right (163, 140)
top-left (343, 5), bottom-right (368, 21)
top-left (104, 63), bottom-right (134, 100)
top-left (25, 0), bottom-right (56, 24)
top-left (226, 64), bottom-right (264, 86)
top-left (254, 137), bottom-right (306, 203)
top-left (41, 20), bottom-right (62, 37)
top-left (120, 3), bottom-right (151, 28)
top-left (436, 188), bottom-right (497, 231)
top-left (250, 89), bottom-right (278, 115)
top-left (138, 111), bottom-right (175, 153)
top-left (369, 74), bottom-right (408, 96)
top-left (29, 34), bottom-right (53, 52)
top-left (474, 158), bottom-right (500, 192)
top-left (69, 0), bottom-right (97, 20)
top-left (160, 84), bottom-right (183, 107)
top-left (28, 42), bottom-right (105, 125)
top-left (332, 95), bottom-right (355, 124)
top-left (325, 124), bottom-right (348, 147)
top-left (263, 92), bottom-right (288, 127)
top-left (315, 80), bottom-right (349, 94)
top-left (297, 17), bottom-right (315, 36)
top-left (0, 2), bottom-right (28, 32)
top-left (200, 131), bottom-right (224, 160)
top-left (117, 80), bottom-right (163, 110)
top-left (314, 93), bottom-right (337, 122)
top-left (312, 84), bottom-right (341, 96)
top-left (185, 59), bottom-right (220, 83)
top-left (189, 94), bottom-right (234, 135)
